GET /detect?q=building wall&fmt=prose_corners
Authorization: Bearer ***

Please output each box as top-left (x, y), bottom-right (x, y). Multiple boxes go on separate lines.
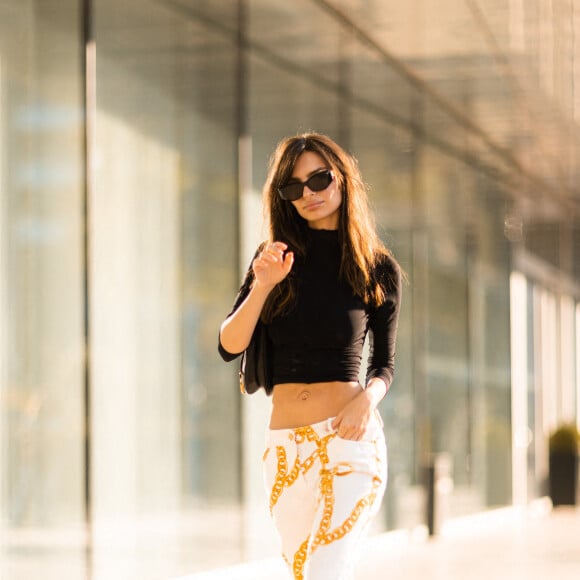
top-left (0, 0), bottom-right (578, 576)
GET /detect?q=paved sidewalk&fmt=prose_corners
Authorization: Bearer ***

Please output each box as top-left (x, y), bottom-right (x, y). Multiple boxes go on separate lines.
top-left (182, 504), bottom-right (580, 580)
top-left (356, 505), bottom-right (580, 580)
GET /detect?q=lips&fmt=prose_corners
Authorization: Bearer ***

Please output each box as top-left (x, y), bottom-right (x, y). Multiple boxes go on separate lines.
top-left (302, 200), bottom-right (324, 211)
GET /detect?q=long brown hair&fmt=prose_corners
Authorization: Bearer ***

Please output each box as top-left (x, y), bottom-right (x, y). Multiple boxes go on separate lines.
top-left (261, 132), bottom-right (393, 322)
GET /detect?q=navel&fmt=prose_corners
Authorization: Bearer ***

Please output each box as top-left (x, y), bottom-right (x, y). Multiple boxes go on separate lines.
top-left (299, 390), bottom-right (311, 401)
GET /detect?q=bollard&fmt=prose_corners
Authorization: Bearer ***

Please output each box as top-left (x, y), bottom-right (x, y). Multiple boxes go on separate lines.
top-left (424, 453), bottom-right (453, 536)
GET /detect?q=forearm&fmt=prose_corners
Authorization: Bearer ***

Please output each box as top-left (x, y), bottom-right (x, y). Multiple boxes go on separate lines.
top-left (219, 282), bottom-right (274, 354)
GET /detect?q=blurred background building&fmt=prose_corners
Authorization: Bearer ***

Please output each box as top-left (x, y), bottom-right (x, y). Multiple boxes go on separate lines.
top-left (0, 1), bottom-right (578, 578)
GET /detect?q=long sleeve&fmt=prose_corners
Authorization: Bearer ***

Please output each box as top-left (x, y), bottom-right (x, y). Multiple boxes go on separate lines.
top-left (365, 256), bottom-right (402, 391)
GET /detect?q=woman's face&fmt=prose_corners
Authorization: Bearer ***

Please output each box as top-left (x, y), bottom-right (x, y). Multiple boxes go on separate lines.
top-left (288, 151), bottom-right (342, 230)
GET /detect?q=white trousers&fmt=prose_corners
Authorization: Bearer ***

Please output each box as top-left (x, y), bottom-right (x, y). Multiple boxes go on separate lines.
top-left (262, 414), bottom-right (387, 580)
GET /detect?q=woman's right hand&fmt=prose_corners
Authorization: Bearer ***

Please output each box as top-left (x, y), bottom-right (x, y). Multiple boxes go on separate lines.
top-left (253, 242), bottom-right (294, 288)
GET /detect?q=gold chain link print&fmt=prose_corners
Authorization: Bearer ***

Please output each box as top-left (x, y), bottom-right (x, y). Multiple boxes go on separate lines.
top-left (313, 468), bottom-right (381, 549)
top-left (269, 426), bottom-right (336, 513)
top-left (267, 426), bottom-right (383, 580)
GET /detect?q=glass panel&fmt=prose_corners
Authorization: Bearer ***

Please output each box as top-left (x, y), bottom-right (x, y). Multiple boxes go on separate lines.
top-left (577, 303), bottom-right (580, 428)
top-left (0, 0), bottom-right (85, 523)
top-left (248, 0), bottom-right (343, 87)
top-left (421, 144), bottom-right (513, 515)
top-left (510, 271), bottom-right (529, 506)
top-left (248, 51), bottom-right (342, 179)
top-left (93, 0), bottom-right (240, 575)
top-left (426, 225), bottom-right (471, 503)
top-left (471, 176), bottom-right (512, 508)
top-left (351, 111), bottom-right (414, 228)
top-left (527, 280), bottom-right (539, 500)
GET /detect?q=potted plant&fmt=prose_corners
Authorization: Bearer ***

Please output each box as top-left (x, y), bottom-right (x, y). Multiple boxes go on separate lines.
top-left (548, 423), bottom-right (579, 507)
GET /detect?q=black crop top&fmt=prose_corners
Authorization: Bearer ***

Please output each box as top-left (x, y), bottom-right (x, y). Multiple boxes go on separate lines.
top-left (218, 229), bottom-right (401, 390)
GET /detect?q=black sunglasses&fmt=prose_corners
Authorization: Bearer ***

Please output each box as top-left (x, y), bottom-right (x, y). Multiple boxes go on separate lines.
top-left (277, 169), bottom-right (334, 201)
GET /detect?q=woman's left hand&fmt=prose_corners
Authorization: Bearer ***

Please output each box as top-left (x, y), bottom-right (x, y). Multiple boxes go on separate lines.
top-left (331, 379), bottom-right (387, 440)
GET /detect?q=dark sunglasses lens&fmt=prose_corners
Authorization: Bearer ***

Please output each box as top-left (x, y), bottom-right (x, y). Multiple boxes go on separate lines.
top-left (307, 170), bottom-right (332, 191)
top-left (278, 183), bottom-right (303, 201)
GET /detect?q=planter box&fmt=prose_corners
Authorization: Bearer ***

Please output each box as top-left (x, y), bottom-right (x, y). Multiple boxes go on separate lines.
top-left (549, 452), bottom-right (578, 506)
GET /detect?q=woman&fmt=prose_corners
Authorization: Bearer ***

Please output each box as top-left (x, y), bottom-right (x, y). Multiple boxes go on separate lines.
top-left (218, 133), bottom-right (402, 580)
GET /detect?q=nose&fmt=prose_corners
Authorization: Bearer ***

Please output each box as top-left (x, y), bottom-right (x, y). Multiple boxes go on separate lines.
top-left (302, 185), bottom-right (316, 197)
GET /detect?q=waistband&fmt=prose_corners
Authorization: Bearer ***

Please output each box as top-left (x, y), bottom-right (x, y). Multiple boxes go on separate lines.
top-left (266, 410), bottom-right (383, 446)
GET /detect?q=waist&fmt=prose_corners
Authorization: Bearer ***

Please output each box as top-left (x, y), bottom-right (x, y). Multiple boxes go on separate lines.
top-left (270, 381), bottom-right (362, 429)
top-left (266, 411), bottom-right (384, 445)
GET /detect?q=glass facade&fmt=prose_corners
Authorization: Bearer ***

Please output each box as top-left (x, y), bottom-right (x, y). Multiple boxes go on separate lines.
top-left (0, 1), bottom-right (578, 578)
top-left (0, 0), bottom-right (86, 526)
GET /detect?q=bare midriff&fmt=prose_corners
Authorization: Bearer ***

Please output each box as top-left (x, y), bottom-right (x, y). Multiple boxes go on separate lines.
top-left (269, 381), bottom-right (363, 429)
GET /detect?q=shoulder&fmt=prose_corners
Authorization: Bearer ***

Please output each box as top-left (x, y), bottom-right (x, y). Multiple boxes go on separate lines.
top-left (373, 252), bottom-right (402, 296)
top-left (375, 252), bottom-right (399, 274)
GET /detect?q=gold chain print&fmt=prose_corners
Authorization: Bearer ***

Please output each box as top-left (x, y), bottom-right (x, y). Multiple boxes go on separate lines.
top-left (268, 426), bottom-right (383, 580)
top-left (313, 469), bottom-right (381, 549)
top-left (269, 426), bottom-right (336, 513)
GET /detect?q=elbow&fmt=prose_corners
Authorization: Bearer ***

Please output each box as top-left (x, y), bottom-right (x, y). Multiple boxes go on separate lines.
top-left (218, 337), bottom-right (242, 362)
top-left (218, 327), bottom-right (245, 361)
top-left (219, 320), bottom-right (246, 360)
top-left (219, 319), bottom-right (244, 360)
top-left (218, 320), bottom-right (243, 362)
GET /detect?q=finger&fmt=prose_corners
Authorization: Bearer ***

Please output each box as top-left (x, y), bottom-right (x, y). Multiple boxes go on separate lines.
top-left (282, 251), bottom-right (294, 272)
top-left (264, 245), bottom-right (285, 260)
top-left (258, 252), bottom-right (280, 265)
top-left (350, 429), bottom-right (363, 441)
top-left (349, 430), bottom-right (364, 441)
top-left (266, 244), bottom-right (284, 255)
top-left (337, 424), bottom-right (353, 439)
